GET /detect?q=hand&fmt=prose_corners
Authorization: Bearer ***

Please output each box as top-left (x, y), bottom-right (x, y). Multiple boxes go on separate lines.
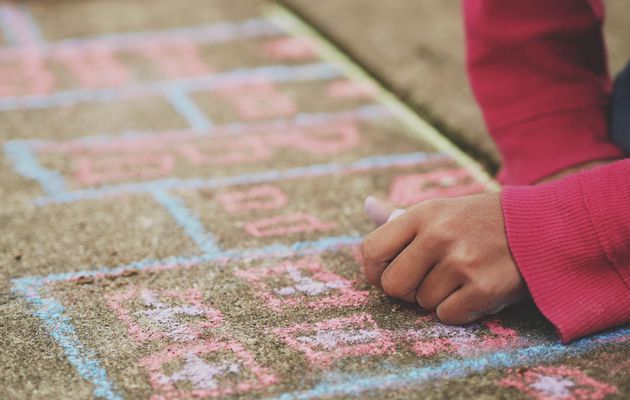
top-left (361, 193), bottom-right (528, 325)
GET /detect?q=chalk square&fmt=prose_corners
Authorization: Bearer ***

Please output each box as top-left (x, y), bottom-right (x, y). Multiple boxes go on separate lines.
top-left (272, 313), bottom-right (395, 367)
top-left (140, 340), bottom-right (277, 399)
top-left (235, 256), bottom-right (368, 312)
top-left (105, 286), bottom-right (223, 343)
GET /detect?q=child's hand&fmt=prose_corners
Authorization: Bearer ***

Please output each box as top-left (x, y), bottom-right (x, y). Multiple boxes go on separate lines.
top-left (361, 193), bottom-right (528, 325)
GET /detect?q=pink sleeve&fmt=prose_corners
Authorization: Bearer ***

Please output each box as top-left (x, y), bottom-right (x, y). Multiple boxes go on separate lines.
top-left (463, 0), bottom-right (623, 185)
top-left (502, 160), bottom-right (630, 342)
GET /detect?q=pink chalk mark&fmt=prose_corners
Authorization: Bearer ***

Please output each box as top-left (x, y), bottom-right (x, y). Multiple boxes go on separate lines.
top-left (177, 136), bottom-right (272, 166)
top-left (272, 313), bottom-right (395, 367)
top-left (326, 80), bottom-right (377, 99)
top-left (54, 44), bottom-right (129, 88)
top-left (140, 340), bottom-right (277, 400)
top-left (262, 37), bottom-right (318, 61)
top-left (500, 366), bottom-right (618, 400)
top-left (218, 80), bottom-right (297, 121)
top-left (245, 213), bottom-right (337, 238)
top-left (217, 185), bottom-right (288, 213)
top-left (105, 287), bottom-right (223, 343)
top-left (0, 51), bottom-right (55, 96)
top-left (401, 317), bottom-right (522, 357)
top-left (73, 152), bottom-right (175, 186)
top-left (388, 168), bottom-right (485, 206)
top-left (235, 256), bottom-right (368, 312)
top-left (140, 39), bottom-right (213, 78)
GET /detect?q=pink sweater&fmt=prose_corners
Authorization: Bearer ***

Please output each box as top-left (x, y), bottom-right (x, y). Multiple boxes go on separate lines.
top-left (464, 0), bottom-right (630, 342)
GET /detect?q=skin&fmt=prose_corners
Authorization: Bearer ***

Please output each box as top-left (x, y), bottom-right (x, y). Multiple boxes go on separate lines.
top-left (361, 159), bottom-right (615, 325)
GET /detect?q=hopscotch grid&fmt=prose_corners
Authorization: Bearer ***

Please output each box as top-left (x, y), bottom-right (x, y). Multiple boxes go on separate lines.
top-left (7, 5), bottom-right (627, 400)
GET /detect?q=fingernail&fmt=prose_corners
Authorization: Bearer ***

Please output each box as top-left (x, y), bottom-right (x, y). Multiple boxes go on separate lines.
top-left (387, 208), bottom-right (406, 223)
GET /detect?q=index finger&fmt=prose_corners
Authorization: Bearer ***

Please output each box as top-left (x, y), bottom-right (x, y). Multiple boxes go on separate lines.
top-left (360, 210), bottom-right (419, 287)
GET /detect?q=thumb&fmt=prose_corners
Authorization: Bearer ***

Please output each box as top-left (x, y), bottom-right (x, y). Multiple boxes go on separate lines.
top-left (364, 196), bottom-right (406, 226)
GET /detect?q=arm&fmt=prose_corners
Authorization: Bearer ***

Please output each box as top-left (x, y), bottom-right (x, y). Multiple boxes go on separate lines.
top-left (502, 160), bottom-right (630, 342)
top-left (464, 0), bottom-right (622, 184)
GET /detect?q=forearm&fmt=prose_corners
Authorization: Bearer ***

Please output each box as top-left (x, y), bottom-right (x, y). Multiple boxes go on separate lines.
top-left (502, 160), bottom-right (630, 342)
top-left (464, 0), bottom-right (622, 184)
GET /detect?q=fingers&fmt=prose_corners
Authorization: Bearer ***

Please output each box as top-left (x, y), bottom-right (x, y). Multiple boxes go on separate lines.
top-left (415, 262), bottom-right (462, 311)
top-left (380, 237), bottom-right (438, 303)
top-left (360, 208), bottom-right (419, 287)
top-left (364, 196), bottom-right (398, 226)
top-left (435, 285), bottom-right (491, 325)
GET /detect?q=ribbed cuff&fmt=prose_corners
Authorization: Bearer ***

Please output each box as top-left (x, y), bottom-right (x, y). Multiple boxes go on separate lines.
top-left (501, 163), bottom-right (630, 342)
top-left (493, 106), bottom-right (623, 185)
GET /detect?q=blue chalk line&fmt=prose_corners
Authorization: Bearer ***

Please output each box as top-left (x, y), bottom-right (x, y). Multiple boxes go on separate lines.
top-left (150, 189), bottom-right (221, 254)
top-left (4, 140), bottom-right (67, 195)
top-left (166, 88), bottom-right (213, 132)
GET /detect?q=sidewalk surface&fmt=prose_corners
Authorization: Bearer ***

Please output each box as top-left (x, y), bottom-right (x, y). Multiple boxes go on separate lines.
top-left (1, 1), bottom-right (628, 399)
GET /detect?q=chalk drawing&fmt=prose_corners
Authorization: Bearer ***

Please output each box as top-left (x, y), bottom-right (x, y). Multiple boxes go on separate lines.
top-left (140, 39), bottom-right (213, 78)
top-left (272, 313), bottom-right (395, 367)
top-left (388, 168), bottom-right (486, 206)
top-left (245, 213), bottom-right (337, 237)
top-left (262, 37), bottom-right (318, 61)
top-left (73, 152), bottom-right (175, 186)
top-left (105, 287), bottom-right (223, 343)
top-left (0, 51), bottom-right (55, 97)
top-left (326, 80), bottom-right (377, 99)
top-left (235, 256), bottom-right (368, 311)
top-left (54, 44), bottom-right (129, 88)
top-left (399, 317), bottom-right (522, 358)
top-left (500, 366), bottom-right (617, 400)
top-left (218, 185), bottom-right (289, 213)
top-left (140, 340), bottom-right (277, 399)
top-left (217, 80), bottom-right (297, 120)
